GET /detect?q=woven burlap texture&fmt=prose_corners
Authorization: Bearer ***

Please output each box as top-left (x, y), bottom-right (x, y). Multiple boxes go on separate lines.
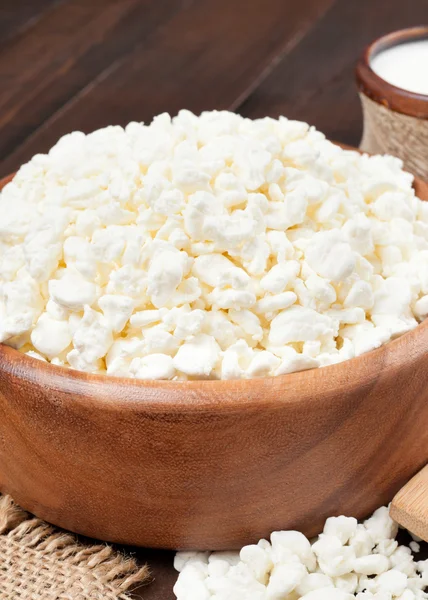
top-left (359, 93), bottom-right (428, 182)
top-left (0, 495), bottom-right (149, 599)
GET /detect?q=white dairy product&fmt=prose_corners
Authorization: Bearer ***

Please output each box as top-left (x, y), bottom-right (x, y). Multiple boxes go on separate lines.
top-left (174, 506), bottom-right (428, 600)
top-left (0, 110), bottom-right (427, 380)
top-left (371, 40), bottom-right (428, 96)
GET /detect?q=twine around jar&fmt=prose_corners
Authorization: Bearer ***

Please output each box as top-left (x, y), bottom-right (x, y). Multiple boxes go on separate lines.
top-left (359, 93), bottom-right (428, 182)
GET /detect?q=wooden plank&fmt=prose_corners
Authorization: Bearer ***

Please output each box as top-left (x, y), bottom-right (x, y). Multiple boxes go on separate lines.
top-left (240, 0), bottom-right (428, 147)
top-left (0, 0), bottom-right (188, 171)
top-left (0, 0), bottom-right (334, 177)
top-left (391, 465), bottom-right (428, 542)
top-left (132, 549), bottom-right (176, 600)
top-left (0, 0), bottom-right (61, 44)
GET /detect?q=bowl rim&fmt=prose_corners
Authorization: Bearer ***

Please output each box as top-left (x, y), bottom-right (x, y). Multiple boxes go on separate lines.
top-left (356, 25), bottom-right (428, 119)
top-left (1, 156), bottom-right (428, 410)
top-left (1, 318), bottom-right (428, 412)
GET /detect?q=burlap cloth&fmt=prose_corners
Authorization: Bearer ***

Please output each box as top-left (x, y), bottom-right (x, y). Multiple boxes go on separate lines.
top-left (0, 495), bottom-right (150, 599)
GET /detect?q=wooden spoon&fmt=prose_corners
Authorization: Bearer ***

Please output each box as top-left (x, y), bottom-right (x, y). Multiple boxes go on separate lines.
top-left (390, 465), bottom-right (428, 542)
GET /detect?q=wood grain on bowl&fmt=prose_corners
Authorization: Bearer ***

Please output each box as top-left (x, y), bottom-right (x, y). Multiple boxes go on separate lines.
top-left (0, 170), bottom-right (428, 551)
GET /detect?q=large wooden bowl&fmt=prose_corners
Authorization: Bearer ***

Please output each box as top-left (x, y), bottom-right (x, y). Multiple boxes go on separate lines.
top-left (1, 170), bottom-right (428, 551)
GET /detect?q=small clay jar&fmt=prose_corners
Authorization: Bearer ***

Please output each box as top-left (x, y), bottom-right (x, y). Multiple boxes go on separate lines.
top-left (356, 26), bottom-right (428, 181)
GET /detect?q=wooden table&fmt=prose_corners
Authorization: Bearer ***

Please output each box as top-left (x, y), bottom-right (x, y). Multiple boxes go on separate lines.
top-left (1, 0), bottom-right (427, 597)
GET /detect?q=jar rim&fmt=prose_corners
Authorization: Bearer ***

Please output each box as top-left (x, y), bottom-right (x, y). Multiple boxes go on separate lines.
top-left (356, 26), bottom-right (428, 119)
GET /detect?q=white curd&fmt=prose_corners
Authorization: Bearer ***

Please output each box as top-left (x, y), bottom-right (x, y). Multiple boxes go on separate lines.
top-left (1, 111), bottom-right (428, 381)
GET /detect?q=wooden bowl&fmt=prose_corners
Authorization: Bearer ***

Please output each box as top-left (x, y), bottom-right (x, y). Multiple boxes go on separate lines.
top-left (356, 26), bottom-right (428, 181)
top-left (1, 169), bottom-right (428, 551)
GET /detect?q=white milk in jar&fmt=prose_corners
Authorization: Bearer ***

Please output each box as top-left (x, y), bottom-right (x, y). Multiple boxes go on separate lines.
top-left (371, 39), bottom-right (428, 95)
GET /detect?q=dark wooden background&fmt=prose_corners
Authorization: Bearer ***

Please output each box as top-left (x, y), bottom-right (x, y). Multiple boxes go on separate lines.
top-left (1, 0), bottom-right (427, 597)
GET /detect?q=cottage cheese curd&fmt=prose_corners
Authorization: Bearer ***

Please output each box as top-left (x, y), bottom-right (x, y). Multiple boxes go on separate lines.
top-left (1, 110), bottom-right (427, 380)
top-left (174, 507), bottom-right (428, 600)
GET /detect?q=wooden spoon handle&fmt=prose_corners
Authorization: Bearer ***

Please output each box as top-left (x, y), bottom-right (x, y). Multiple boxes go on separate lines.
top-left (390, 464), bottom-right (428, 542)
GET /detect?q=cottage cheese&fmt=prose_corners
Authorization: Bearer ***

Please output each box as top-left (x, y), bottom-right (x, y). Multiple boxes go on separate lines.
top-left (174, 506), bottom-right (428, 599)
top-left (0, 110), bottom-right (427, 380)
